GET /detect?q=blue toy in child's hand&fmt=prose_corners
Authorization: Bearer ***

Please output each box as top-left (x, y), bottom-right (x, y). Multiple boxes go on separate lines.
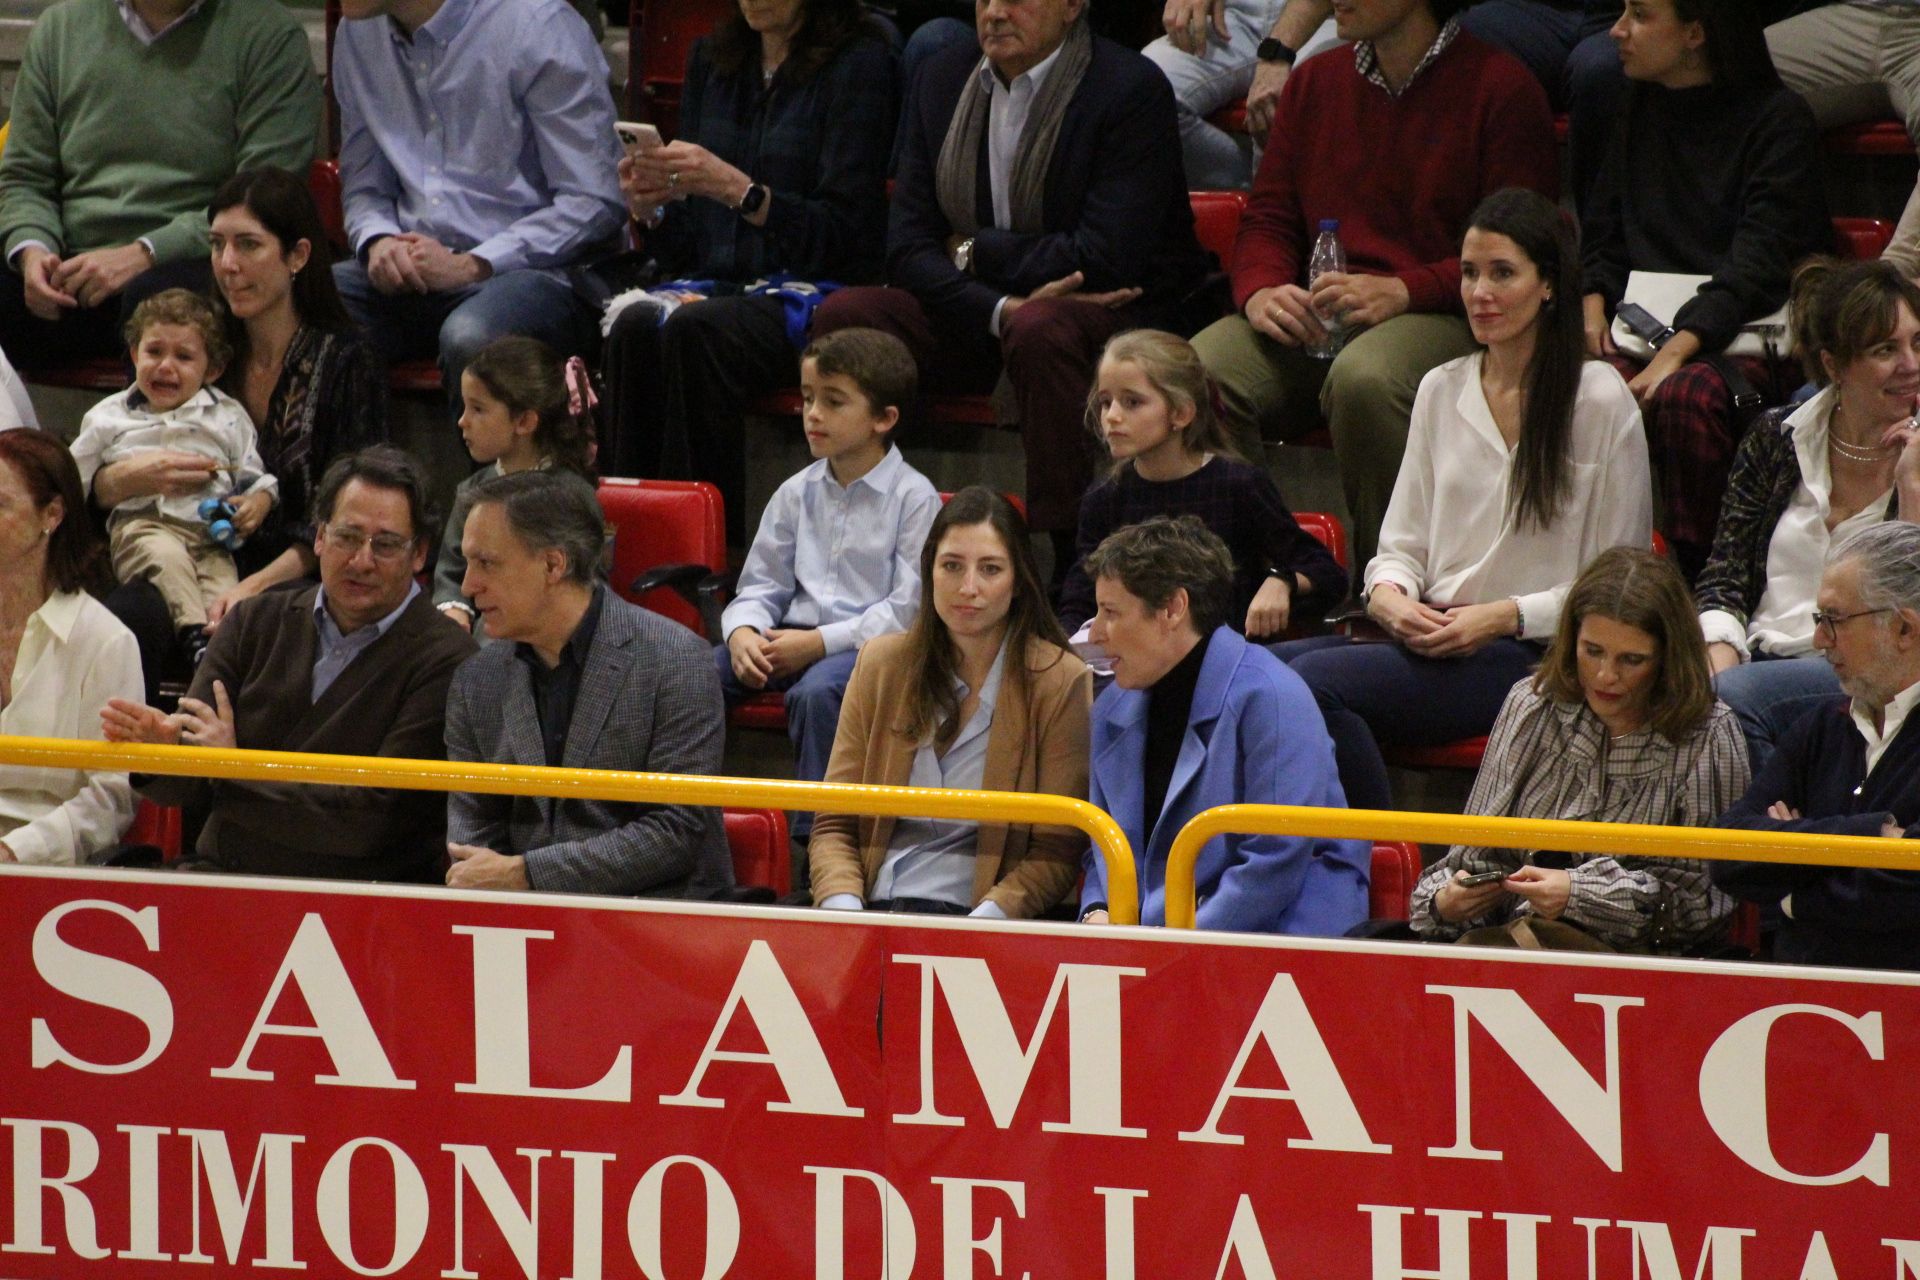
top-left (198, 496), bottom-right (243, 550)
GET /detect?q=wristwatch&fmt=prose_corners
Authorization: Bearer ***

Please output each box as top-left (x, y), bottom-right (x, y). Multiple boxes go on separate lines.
top-left (737, 182), bottom-right (769, 217)
top-left (953, 236), bottom-right (976, 274)
top-left (1255, 37), bottom-right (1298, 64)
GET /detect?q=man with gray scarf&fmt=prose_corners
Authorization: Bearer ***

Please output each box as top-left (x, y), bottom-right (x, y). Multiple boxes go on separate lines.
top-left (812, 0), bottom-right (1211, 579)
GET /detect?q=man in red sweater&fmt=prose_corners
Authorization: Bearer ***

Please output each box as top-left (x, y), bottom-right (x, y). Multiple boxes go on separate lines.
top-left (1193, 0), bottom-right (1557, 572)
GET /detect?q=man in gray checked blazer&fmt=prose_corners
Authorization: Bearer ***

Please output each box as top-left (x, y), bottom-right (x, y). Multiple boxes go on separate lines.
top-left (442, 470), bottom-right (733, 898)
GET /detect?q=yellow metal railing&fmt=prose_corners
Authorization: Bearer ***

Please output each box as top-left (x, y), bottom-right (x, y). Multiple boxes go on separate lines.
top-left (1162, 804), bottom-right (1920, 929)
top-left (0, 736), bottom-right (1140, 924)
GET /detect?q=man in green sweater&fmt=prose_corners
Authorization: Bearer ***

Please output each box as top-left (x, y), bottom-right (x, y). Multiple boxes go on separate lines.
top-left (0, 0), bottom-right (319, 368)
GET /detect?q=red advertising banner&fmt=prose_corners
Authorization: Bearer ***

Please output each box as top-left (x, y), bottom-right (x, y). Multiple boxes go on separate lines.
top-left (3, 863), bottom-right (1918, 1279)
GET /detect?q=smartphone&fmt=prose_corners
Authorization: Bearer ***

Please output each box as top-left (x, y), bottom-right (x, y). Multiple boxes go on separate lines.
top-left (616, 121), bottom-right (663, 154)
top-left (1614, 301), bottom-right (1673, 348)
top-left (1457, 869), bottom-right (1508, 887)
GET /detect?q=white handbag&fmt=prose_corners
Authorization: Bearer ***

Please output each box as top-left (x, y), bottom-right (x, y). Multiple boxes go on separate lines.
top-left (1610, 270), bottom-right (1794, 362)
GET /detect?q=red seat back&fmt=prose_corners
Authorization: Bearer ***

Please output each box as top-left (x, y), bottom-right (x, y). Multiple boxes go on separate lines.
top-left (1369, 841), bottom-right (1421, 921)
top-left (631, 0), bottom-right (732, 129)
top-left (723, 807), bottom-right (791, 895)
top-left (597, 478), bottom-right (725, 632)
top-left (1834, 215), bottom-right (1895, 261)
top-left (1292, 510), bottom-right (1348, 569)
top-left (309, 159), bottom-right (347, 254)
top-left (125, 800), bottom-right (183, 863)
top-left (1189, 190), bottom-right (1249, 276)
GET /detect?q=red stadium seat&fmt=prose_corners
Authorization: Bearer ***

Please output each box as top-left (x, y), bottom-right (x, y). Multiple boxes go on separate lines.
top-left (1384, 736), bottom-right (1488, 771)
top-left (1291, 510), bottom-right (1348, 569)
top-left (1190, 189), bottom-right (1248, 274)
top-left (124, 799), bottom-right (183, 863)
top-left (630, 0), bottom-right (731, 130)
top-left (724, 807), bottom-right (792, 896)
top-left (1825, 119), bottom-right (1915, 158)
top-left (309, 158), bottom-right (347, 253)
top-left (597, 477), bottom-right (726, 634)
top-left (1369, 840), bottom-right (1421, 921)
top-left (1834, 215), bottom-right (1896, 261)
top-left (1205, 100), bottom-right (1249, 135)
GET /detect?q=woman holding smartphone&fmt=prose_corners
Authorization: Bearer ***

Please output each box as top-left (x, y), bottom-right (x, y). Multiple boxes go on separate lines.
top-left (605, 0), bottom-right (897, 542)
top-left (1408, 548), bottom-right (1749, 952)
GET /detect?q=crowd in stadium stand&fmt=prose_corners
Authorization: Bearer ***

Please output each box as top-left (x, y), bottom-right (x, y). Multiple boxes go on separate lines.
top-left (0, 0), bottom-right (1917, 968)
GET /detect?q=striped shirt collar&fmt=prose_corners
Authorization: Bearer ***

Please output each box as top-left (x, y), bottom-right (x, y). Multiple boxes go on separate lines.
top-left (1354, 14), bottom-right (1461, 99)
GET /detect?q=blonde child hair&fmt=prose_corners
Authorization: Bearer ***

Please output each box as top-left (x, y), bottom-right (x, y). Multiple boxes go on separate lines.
top-left (1085, 329), bottom-right (1246, 477)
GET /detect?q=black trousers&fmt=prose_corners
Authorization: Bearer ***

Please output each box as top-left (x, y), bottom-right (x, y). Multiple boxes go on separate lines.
top-left (602, 292), bottom-right (800, 545)
top-left (0, 257), bottom-right (213, 369)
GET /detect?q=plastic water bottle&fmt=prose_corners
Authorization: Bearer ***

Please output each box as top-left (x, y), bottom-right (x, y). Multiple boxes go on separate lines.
top-left (1307, 219), bottom-right (1346, 361)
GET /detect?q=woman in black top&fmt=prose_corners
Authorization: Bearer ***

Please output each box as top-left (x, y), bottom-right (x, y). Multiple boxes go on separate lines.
top-left (604, 0), bottom-right (897, 541)
top-left (1579, 0), bottom-right (1828, 578)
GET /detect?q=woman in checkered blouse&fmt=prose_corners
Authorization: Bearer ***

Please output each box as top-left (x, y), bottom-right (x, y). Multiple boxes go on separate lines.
top-left (1409, 547), bottom-right (1751, 952)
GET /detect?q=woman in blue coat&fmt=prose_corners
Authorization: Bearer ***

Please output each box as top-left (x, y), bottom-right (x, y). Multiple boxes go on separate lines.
top-left (1078, 515), bottom-right (1369, 934)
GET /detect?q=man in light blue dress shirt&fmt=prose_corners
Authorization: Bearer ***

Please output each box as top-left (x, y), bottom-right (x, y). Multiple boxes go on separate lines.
top-left (330, 0), bottom-right (626, 416)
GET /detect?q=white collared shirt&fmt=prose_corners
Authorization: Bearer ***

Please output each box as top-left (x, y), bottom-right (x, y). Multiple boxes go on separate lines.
top-left (69, 386), bottom-right (278, 526)
top-left (719, 449), bottom-right (941, 654)
top-left (1700, 388), bottom-right (1894, 658)
top-left (1364, 354), bottom-right (1652, 639)
top-left (0, 592), bottom-right (143, 864)
top-left (1852, 677), bottom-right (1920, 777)
top-left (871, 640), bottom-right (1010, 909)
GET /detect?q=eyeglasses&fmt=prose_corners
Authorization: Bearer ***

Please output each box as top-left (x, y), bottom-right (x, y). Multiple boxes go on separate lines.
top-left (323, 525), bottom-right (414, 562)
top-left (1811, 607), bottom-right (1893, 640)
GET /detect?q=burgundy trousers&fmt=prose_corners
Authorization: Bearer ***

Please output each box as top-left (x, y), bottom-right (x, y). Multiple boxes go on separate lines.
top-left (812, 286), bottom-right (1151, 533)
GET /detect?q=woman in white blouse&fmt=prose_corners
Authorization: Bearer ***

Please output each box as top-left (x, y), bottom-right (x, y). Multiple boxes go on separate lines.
top-left (0, 429), bottom-right (142, 864)
top-left (1273, 189), bottom-right (1652, 810)
top-left (1697, 257), bottom-right (1920, 767)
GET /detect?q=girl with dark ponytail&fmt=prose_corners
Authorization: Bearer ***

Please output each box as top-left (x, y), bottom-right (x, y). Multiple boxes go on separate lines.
top-left (432, 336), bottom-right (603, 629)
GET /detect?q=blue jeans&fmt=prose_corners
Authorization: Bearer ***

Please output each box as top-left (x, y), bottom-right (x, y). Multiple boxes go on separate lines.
top-left (332, 259), bottom-right (590, 417)
top-left (714, 642), bottom-right (860, 837)
top-left (1141, 0), bottom-right (1340, 189)
top-left (1271, 635), bottom-right (1542, 810)
top-left (1714, 651), bottom-right (1841, 772)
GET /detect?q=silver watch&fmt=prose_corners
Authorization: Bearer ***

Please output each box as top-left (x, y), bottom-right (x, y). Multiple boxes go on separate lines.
top-left (953, 236), bottom-right (975, 274)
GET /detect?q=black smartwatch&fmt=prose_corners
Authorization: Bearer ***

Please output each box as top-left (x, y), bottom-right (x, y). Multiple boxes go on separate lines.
top-left (1256, 37), bottom-right (1298, 64)
top-left (737, 182), bottom-right (769, 217)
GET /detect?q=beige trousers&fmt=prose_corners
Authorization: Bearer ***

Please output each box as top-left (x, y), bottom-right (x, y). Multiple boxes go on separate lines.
top-left (1192, 310), bottom-right (1477, 572)
top-left (1766, 3), bottom-right (1920, 271)
top-left (110, 514), bottom-right (236, 630)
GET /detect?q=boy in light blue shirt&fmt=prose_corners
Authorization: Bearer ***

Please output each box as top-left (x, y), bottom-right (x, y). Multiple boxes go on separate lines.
top-left (719, 329), bottom-right (940, 831)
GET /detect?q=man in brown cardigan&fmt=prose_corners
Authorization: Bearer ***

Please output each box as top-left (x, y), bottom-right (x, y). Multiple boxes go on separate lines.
top-left (102, 447), bottom-right (477, 882)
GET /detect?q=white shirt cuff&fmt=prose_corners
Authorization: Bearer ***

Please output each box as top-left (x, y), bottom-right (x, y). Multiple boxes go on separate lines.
top-left (970, 899), bottom-right (1009, 920)
top-left (1698, 609), bottom-right (1750, 658)
top-left (821, 893), bottom-right (864, 911)
top-left (989, 296), bottom-right (1010, 338)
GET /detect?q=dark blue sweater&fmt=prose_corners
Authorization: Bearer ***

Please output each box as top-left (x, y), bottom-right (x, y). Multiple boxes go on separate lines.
top-left (1712, 695), bottom-right (1920, 971)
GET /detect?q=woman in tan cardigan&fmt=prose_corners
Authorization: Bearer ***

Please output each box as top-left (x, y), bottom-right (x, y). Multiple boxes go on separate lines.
top-left (809, 487), bottom-right (1092, 918)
